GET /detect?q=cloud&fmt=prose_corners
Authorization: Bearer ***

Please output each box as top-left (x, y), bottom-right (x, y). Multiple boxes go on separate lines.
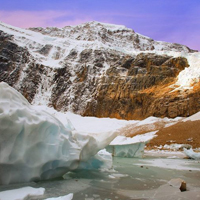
top-left (0, 10), bottom-right (93, 28)
top-left (0, 9), bottom-right (148, 28)
top-left (0, 9), bottom-right (162, 29)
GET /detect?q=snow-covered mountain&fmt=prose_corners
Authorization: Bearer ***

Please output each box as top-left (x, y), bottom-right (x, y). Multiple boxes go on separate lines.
top-left (0, 21), bottom-right (200, 119)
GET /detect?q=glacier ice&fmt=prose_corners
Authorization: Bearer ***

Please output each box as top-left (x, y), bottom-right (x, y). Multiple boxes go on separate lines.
top-left (77, 149), bottom-right (113, 171)
top-left (0, 82), bottom-right (116, 184)
top-left (0, 187), bottom-right (73, 200)
top-left (106, 142), bottom-right (146, 158)
top-left (44, 193), bottom-right (73, 200)
top-left (106, 132), bottom-right (157, 158)
top-left (183, 148), bottom-right (200, 160)
top-left (0, 187), bottom-right (45, 200)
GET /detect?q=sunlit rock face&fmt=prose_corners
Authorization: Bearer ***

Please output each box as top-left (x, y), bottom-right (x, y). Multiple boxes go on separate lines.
top-left (0, 82), bottom-right (114, 185)
top-left (84, 54), bottom-right (193, 119)
top-left (0, 21), bottom-right (200, 120)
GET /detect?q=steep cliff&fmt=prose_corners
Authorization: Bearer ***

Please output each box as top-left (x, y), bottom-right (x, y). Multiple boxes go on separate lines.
top-left (0, 21), bottom-right (199, 119)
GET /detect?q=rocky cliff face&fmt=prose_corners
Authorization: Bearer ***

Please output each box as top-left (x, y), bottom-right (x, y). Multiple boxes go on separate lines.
top-left (83, 53), bottom-right (196, 119)
top-left (0, 21), bottom-right (199, 119)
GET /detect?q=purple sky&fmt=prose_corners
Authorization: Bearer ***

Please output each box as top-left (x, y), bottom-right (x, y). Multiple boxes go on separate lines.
top-left (0, 0), bottom-right (199, 50)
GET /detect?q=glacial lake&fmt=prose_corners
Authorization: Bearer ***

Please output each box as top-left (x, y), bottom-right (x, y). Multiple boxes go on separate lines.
top-left (0, 155), bottom-right (200, 200)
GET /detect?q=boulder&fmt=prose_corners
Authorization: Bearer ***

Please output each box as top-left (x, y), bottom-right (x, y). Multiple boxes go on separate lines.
top-left (168, 178), bottom-right (187, 192)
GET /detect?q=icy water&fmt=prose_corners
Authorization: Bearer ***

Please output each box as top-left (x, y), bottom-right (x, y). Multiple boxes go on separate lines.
top-left (0, 156), bottom-right (200, 200)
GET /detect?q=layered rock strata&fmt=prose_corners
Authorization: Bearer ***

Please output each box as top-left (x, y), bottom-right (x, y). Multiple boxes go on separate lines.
top-left (0, 21), bottom-right (199, 119)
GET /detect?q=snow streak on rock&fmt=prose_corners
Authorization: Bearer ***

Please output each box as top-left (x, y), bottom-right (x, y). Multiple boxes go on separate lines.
top-left (0, 21), bottom-right (199, 119)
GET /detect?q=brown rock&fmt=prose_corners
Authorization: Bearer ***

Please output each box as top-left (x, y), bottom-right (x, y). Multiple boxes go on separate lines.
top-left (84, 54), bottom-right (191, 120)
top-left (146, 119), bottom-right (200, 149)
top-left (168, 178), bottom-right (187, 192)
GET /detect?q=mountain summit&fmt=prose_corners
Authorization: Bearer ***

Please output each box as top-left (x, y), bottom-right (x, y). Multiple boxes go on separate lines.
top-left (0, 21), bottom-right (200, 119)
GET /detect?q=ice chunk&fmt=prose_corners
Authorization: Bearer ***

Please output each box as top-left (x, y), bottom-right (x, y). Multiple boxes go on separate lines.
top-left (44, 193), bottom-right (73, 200)
top-left (0, 83), bottom-right (80, 184)
top-left (0, 82), bottom-right (116, 184)
top-left (106, 142), bottom-right (146, 158)
top-left (164, 144), bottom-right (192, 151)
top-left (0, 187), bottom-right (45, 200)
top-left (184, 148), bottom-right (200, 160)
top-left (106, 132), bottom-right (157, 158)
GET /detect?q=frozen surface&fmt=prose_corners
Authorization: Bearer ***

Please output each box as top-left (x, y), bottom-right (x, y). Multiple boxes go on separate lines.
top-left (144, 150), bottom-right (186, 159)
top-left (0, 187), bottom-right (45, 200)
top-left (1, 156), bottom-right (200, 200)
top-left (184, 148), bottom-right (200, 160)
top-left (134, 157), bottom-right (200, 171)
top-left (0, 82), bottom-right (117, 184)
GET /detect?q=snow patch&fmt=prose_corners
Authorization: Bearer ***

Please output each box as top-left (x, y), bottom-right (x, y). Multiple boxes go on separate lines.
top-left (183, 111), bottom-right (200, 122)
top-left (44, 193), bottom-right (73, 200)
top-left (163, 144), bottom-right (192, 151)
top-left (32, 68), bottom-right (55, 106)
top-left (0, 187), bottom-right (45, 200)
top-left (109, 131), bottom-right (157, 145)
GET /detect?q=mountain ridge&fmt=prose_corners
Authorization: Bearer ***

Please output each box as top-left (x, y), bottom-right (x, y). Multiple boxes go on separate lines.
top-left (0, 21), bottom-right (200, 119)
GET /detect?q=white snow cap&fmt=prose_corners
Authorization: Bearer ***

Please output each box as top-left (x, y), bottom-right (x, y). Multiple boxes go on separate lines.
top-left (0, 20), bottom-right (199, 90)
